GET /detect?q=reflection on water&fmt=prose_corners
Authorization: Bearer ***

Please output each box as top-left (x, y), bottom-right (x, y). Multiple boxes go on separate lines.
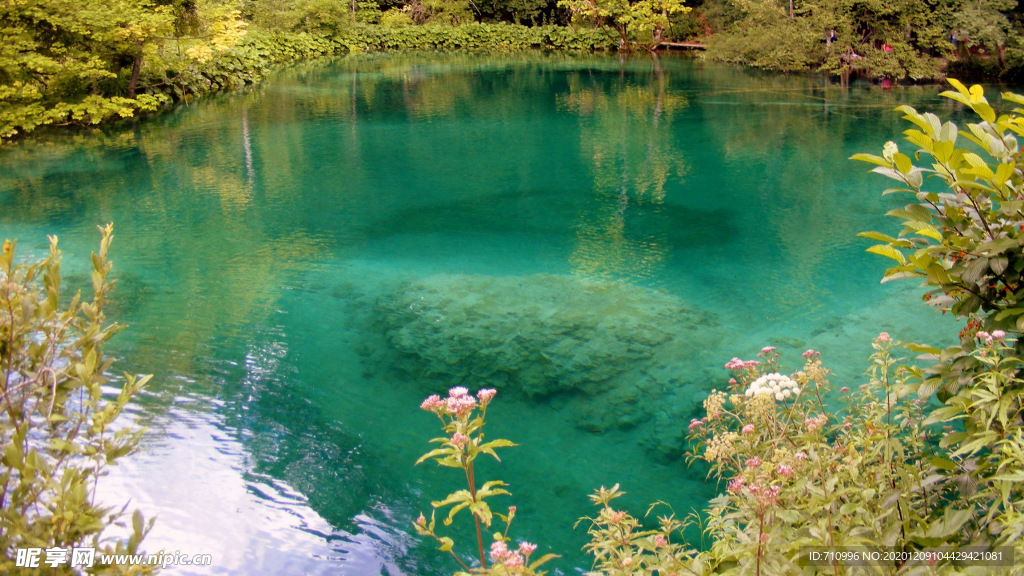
top-left (101, 399), bottom-right (413, 575)
top-left (0, 52), bottom-right (967, 575)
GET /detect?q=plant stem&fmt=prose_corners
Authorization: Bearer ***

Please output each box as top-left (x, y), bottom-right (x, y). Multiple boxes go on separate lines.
top-left (466, 461), bottom-right (486, 568)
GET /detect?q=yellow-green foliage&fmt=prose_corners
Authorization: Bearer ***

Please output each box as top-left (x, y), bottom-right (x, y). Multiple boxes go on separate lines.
top-left (0, 225), bottom-right (154, 575)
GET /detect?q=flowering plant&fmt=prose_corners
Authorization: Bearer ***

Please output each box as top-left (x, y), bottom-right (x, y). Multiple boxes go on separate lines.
top-left (684, 340), bottom-right (945, 574)
top-left (416, 387), bottom-right (558, 575)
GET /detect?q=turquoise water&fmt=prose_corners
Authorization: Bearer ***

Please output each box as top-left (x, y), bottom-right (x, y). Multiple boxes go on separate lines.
top-left (0, 53), bottom-right (967, 574)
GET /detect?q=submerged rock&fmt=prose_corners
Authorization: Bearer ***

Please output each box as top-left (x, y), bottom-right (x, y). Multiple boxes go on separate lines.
top-left (373, 273), bottom-right (720, 433)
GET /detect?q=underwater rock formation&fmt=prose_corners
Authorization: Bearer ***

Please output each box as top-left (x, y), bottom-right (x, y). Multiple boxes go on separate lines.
top-left (373, 273), bottom-right (720, 436)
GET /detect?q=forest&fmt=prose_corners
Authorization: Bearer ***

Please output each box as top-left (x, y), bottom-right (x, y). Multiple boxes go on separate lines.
top-left (1, 0), bottom-right (1023, 141)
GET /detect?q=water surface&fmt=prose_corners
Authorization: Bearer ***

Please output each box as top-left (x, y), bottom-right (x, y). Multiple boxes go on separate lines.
top-left (0, 52), bottom-right (967, 575)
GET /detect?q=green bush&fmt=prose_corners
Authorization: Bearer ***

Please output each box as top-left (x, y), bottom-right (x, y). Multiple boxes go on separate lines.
top-left (0, 224), bottom-right (154, 575)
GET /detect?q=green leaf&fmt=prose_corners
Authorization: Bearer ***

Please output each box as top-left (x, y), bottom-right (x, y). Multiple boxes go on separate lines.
top-left (893, 152), bottom-right (913, 175)
top-left (850, 153), bottom-right (891, 167)
top-left (866, 245), bottom-right (907, 265)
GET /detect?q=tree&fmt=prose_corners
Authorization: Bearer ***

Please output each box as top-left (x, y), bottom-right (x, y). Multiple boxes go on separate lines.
top-left (559, 0), bottom-right (691, 50)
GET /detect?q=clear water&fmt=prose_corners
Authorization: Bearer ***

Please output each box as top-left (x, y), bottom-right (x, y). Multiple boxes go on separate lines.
top-left (0, 52), bottom-right (970, 575)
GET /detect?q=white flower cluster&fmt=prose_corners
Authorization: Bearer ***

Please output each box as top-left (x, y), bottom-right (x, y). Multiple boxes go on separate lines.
top-left (745, 373), bottom-right (800, 402)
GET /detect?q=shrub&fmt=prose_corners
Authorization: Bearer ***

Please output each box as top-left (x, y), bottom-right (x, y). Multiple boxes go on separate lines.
top-left (0, 224), bottom-right (154, 575)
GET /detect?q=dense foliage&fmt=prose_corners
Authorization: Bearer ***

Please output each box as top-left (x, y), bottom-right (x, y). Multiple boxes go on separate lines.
top-left (696, 0), bottom-right (1024, 79)
top-left (0, 225), bottom-right (154, 575)
top-left (414, 81), bottom-right (1024, 574)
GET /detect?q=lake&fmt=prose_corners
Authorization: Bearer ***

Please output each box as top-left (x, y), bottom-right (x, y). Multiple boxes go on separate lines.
top-left (0, 52), bottom-right (966, 575)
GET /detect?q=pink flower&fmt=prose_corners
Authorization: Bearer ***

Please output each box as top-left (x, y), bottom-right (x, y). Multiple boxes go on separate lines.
top-left (420, 395), bottom-right (443, 411)
top-left (729, 378), bottom-right (737, 385)
top-left (794, 451), bottom-right (807, 461)
top-left (654, 535), bottom-right (668, 547)
top-left (802, 349), bottom-right (819, 359)
top-left (725, 357), bottom-right (746, 370)
top-left (519, 542), bottom-right (537, 556)
top-left (490, 541), bottom-right (509, 562)
top-left (776, 463), bottom-right (794, 477)
top-left (992, 330), bottom-right (1006, 339)
top-left (508, 506), bottom-right (516, 513)
top-left (840, 386), bottom-right (850, 393)
top-left (620, 556), bottom-right (633, 567)
top-left (743, 360), bottom-right (761, 369)
top-left (761, 346), bottom-right (776, 354)
top-left (609, 510), bottom-right (627, 523)
top-left (505, 552), bottom-right (524, 568)
top-left (449, 386), bottom-right (469, 398)
top-left (876, 332), bottom-right (891, 343)
top-left (451, 433), bottom-right (469, 448)
top-left (805, 415), bottom-right (828, 432)
top-left (688, 419), bottom-right (703, 431)
top-left (727, 477), bottom-right (746, 494)
top-left (977, 331), bottom-right (993, 343)
top-left (745, 456), bottom-right (761, 469)
top-left (742, 424), bottom-right (755, 435)
top-left (416, 513), bottom-right (426, 525)
top-left (477, 388), bottom-right (497, 405)
top-left (446, 394), bottom-right (477, 416)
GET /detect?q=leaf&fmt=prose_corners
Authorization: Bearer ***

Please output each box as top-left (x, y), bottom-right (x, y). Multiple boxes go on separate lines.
top-left (893, 152), bottom-right (913, 175)
top-left (529, 553), bottom-right (561, 570)
top-left (850, 153), bottom-right (890, 167)
top-left (438, 537), bottom-right (454, 552)
top-left (929, 457), bottom-right (957, 471)
top-left (866, 245), bottom-right (907, 265)
top-left (904, 342), bottom-right (941, 354)
top-left (415, 447), bottom-right (457, 466)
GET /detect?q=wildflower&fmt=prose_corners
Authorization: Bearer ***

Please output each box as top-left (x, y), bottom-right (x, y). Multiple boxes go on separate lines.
top-left (451, 432), bottom-right (469, 448)
top-left (505, 552), bottom-right (525, 568)
top-left (446, 394), bottom-right (477, 417)
top-left (745, 373), bottom-right (800, 401)
top-left (490, 541), bottom-right (509, 562)
top-left (992, 330), bottom-right (1006, 339)
top-left (777, 463), bottom-right (793, 477)
top-left (420, 395), bottom-right (443, 412)
top-left (804, 415), bottom-right (828, 432)
top-left (519, 542), bottom-right (537, 556)
top-left (703, 389), bottom-right (728, 420)
top-left (609, 510), bottom-right (627, 523)
top-left (840, 386), bottom-right (849, 393)
top-left (508, 506), bottom-right (516, 514)
top-left (654, 535), bottom-right (668, 547)
top-left (802, 349), bottom-right (819, 359)
top-left (745, 456), bottom-right (761, 469)
top-left (449, 386), bottom-right (469, 398)
top-left (704, 432), bottom-right (739, 463)
top-left (477, 388), bottom-right (497, 405)
top-left (761, 346), bottom-right (776, 354)
top-left (729, 378), bottom-right (737, 385)
top-left (621, 556), bottom-right (633, 567)
top-left (876, 332), bottom-right (890, 343)
top-left (794, 451), bottom-right (807, 461)
top-left (725, 357), bottom-right (746, 370)
top-left (727, 477), bottom-right (745, 494)
top-left (742, 424), bottom-right (755, 435)
top-left (688, 419), bottom-right (703, 431)
top-left (416, 513), bottom-right (426, 526)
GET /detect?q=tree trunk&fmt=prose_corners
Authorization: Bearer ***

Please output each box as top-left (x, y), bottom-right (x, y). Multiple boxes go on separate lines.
top-left (127, 53), bottom-right (143, 97)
